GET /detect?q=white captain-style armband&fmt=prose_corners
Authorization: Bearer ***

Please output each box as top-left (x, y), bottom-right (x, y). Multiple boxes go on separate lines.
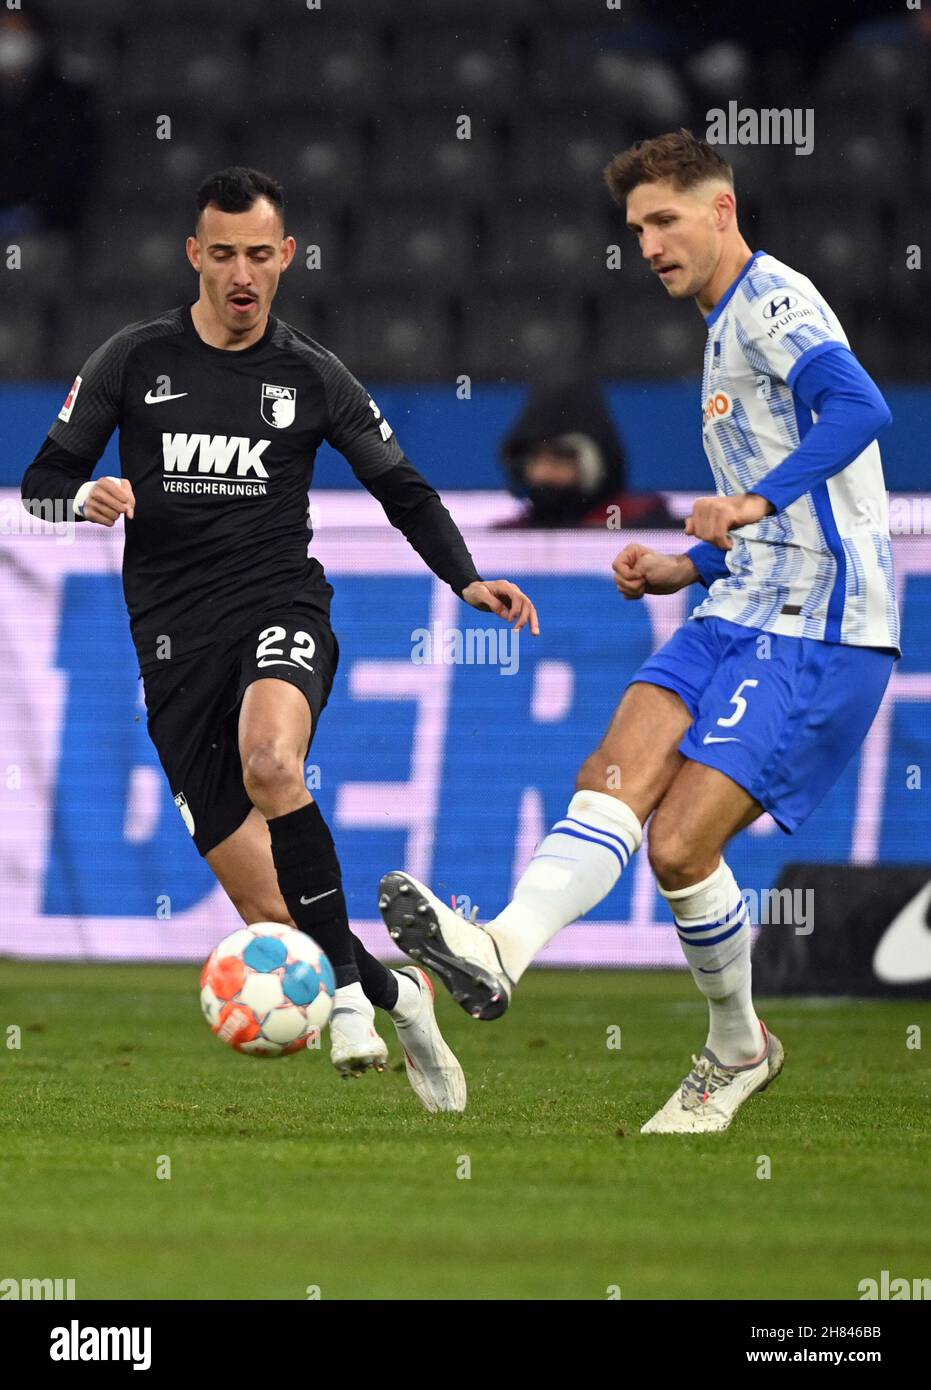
top-left (73, 476), bottom-right (121, 519)
top-left (73, 481), bottom-right (95, 518)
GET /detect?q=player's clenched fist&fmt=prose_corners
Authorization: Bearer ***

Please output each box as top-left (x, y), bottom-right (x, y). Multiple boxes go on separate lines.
top-left (612, 544), bottom-right (697, 600)
top-left (81, 476), bottom-right (136, 526)
top-left (684, 492), bottom-right (772, 550)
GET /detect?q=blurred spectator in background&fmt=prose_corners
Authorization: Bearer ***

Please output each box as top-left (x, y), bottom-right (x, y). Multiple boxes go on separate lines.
top-left (0, 6), bottom-right (99, 235)
top-left (498, 380), bottom-right (675, 530)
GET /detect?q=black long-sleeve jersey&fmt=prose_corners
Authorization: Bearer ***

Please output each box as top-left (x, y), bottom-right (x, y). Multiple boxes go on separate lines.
top-left (22, 305), bottom-right (482, 673)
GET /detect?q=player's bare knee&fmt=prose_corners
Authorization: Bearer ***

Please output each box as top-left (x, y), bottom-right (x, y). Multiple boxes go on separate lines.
top-left (647, 823), bottom-right (706, 891)
top-left (241, 744), bottom-right (304, 803)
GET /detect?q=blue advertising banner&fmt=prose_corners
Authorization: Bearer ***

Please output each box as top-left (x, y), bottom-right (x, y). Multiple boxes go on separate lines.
top-left (0, 499), bottom-right (928, 964)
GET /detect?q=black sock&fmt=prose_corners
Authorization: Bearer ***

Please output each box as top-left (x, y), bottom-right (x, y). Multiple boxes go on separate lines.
top-left (351, 932), bottom-right (399, 1011)
top-left (267, 801), bottom-right (398, 1009)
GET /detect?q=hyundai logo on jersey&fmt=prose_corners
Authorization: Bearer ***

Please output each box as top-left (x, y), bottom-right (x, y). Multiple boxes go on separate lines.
top-left (763, 295), bottom-right (797, 318)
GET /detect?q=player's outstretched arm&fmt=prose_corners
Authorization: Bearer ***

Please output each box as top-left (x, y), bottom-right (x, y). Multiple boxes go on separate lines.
top-left (322, 357), bottom-right (540, 626)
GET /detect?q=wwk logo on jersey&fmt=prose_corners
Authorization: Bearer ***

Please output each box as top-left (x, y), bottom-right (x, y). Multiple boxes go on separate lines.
top-left (162, 433), bottom-right (270, 478)
top-left (261, 383), bottom-right (296, 429)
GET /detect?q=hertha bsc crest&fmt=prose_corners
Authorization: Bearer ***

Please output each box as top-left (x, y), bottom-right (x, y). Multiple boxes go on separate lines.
top-left (261, 383), bottom-right (296, 429)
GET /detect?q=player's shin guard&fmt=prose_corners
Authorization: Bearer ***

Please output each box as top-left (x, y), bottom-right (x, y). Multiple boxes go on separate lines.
top-left (488, 791), bottom-right (643, 982)
top-left (659, 859), bottom-right (763, 1065)
top-left (268, 801), bottom-right (398, 1008)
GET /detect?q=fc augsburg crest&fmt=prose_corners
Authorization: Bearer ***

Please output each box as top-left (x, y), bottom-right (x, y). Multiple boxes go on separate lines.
top-left (261, 383), bottom-right (296, 429)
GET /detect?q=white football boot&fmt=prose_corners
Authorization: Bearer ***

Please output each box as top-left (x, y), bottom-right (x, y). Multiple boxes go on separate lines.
top-left (640, 1024), bottom-right (785, 1135)
top-left (391, 966), bottom-right (467, 1113)
top-left (329, 983), bottom-right (389, 1079)
top-left (378, 871), bottom-right (514, 1020)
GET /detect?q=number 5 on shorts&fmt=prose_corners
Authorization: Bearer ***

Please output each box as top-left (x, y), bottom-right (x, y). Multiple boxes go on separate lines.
top-left (716, 677), bottom-right (759, 729)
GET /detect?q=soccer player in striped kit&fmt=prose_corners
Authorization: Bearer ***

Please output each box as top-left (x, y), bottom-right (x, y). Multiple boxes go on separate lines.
top-left (379, 130), bottom-right (900, 1133)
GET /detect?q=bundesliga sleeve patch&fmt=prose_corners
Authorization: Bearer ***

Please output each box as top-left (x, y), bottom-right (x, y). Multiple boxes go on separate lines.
top-left (58, 375), bottom-right (82, 422)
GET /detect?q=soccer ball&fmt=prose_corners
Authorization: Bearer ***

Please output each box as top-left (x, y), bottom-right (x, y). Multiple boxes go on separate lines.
top-left (200, 923), bottom-right (335, 1057)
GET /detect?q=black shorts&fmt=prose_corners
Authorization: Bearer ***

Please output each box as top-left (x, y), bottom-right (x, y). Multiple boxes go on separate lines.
top-left (141, 603), bottom-right (339, 857)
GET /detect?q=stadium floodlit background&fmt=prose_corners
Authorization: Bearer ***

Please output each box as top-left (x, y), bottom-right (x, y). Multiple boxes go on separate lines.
top-left (2, 0), bottom-right (930, 971)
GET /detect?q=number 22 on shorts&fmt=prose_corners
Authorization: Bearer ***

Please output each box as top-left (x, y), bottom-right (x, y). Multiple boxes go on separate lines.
top-left (256, 625), bottom-right (317, 670)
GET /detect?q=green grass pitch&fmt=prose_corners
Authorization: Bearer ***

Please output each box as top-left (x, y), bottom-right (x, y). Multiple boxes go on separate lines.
top-left (0, 962), bottom-right (928, 1300)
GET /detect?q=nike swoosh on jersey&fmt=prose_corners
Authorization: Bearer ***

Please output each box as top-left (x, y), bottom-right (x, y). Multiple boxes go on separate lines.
top-left (144, 390), bottom-right (188, 404)
top-left (872, 880), bottom-right (931, 984)
top-left (703, 733), bottom-right (741, 744)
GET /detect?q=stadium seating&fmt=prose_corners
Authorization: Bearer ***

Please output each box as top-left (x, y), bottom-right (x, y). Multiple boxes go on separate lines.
top-left (507, 114), bottom-right (635, 198)
top-left (2, 0), bottom-right (926, 381)
top-left (238, 123), bottom-right (366, 210)
top-left (319, 292), bottom-right (455, 380)
top-left (596, 290), bottom-right (707, 377)
top-left (353, 203), bottom-right (477, 290)
top-left (255, 22), bottom-right (385, 114)
top-left (95, 125), bottom-right (232, 208)
top-left (459, 291), bottom-right (588, 380)
top-left (481, 201), bottom-right (610, 288)
top-left (370, 115), bottom-right (501, 204)
top-left (393, 27), bottom-right (523, 113)
top-left (116, 27), bottom-right (250, 114)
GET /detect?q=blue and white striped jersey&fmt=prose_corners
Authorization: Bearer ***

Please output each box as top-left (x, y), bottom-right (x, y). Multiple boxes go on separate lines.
top-left (689, 251), bottom-right (900, 653)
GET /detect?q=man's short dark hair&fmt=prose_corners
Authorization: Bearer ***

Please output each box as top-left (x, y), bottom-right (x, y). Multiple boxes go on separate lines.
top-left (603, 129), bottom-right (733, 205)
top-left (195, 167), bottom-right (285, 230)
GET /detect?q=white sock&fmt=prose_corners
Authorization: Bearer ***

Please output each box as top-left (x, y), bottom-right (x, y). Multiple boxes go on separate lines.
top-left (487, 790), bottom-right (642, 982)
top-left (659, 859), bottom-right (763, 1065)
top-left (389, 968), bottom-right (421, 1022)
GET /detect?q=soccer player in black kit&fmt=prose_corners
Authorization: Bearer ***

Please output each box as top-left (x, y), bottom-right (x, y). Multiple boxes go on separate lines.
top-left (21, 168), bottom-right (539, 1112)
